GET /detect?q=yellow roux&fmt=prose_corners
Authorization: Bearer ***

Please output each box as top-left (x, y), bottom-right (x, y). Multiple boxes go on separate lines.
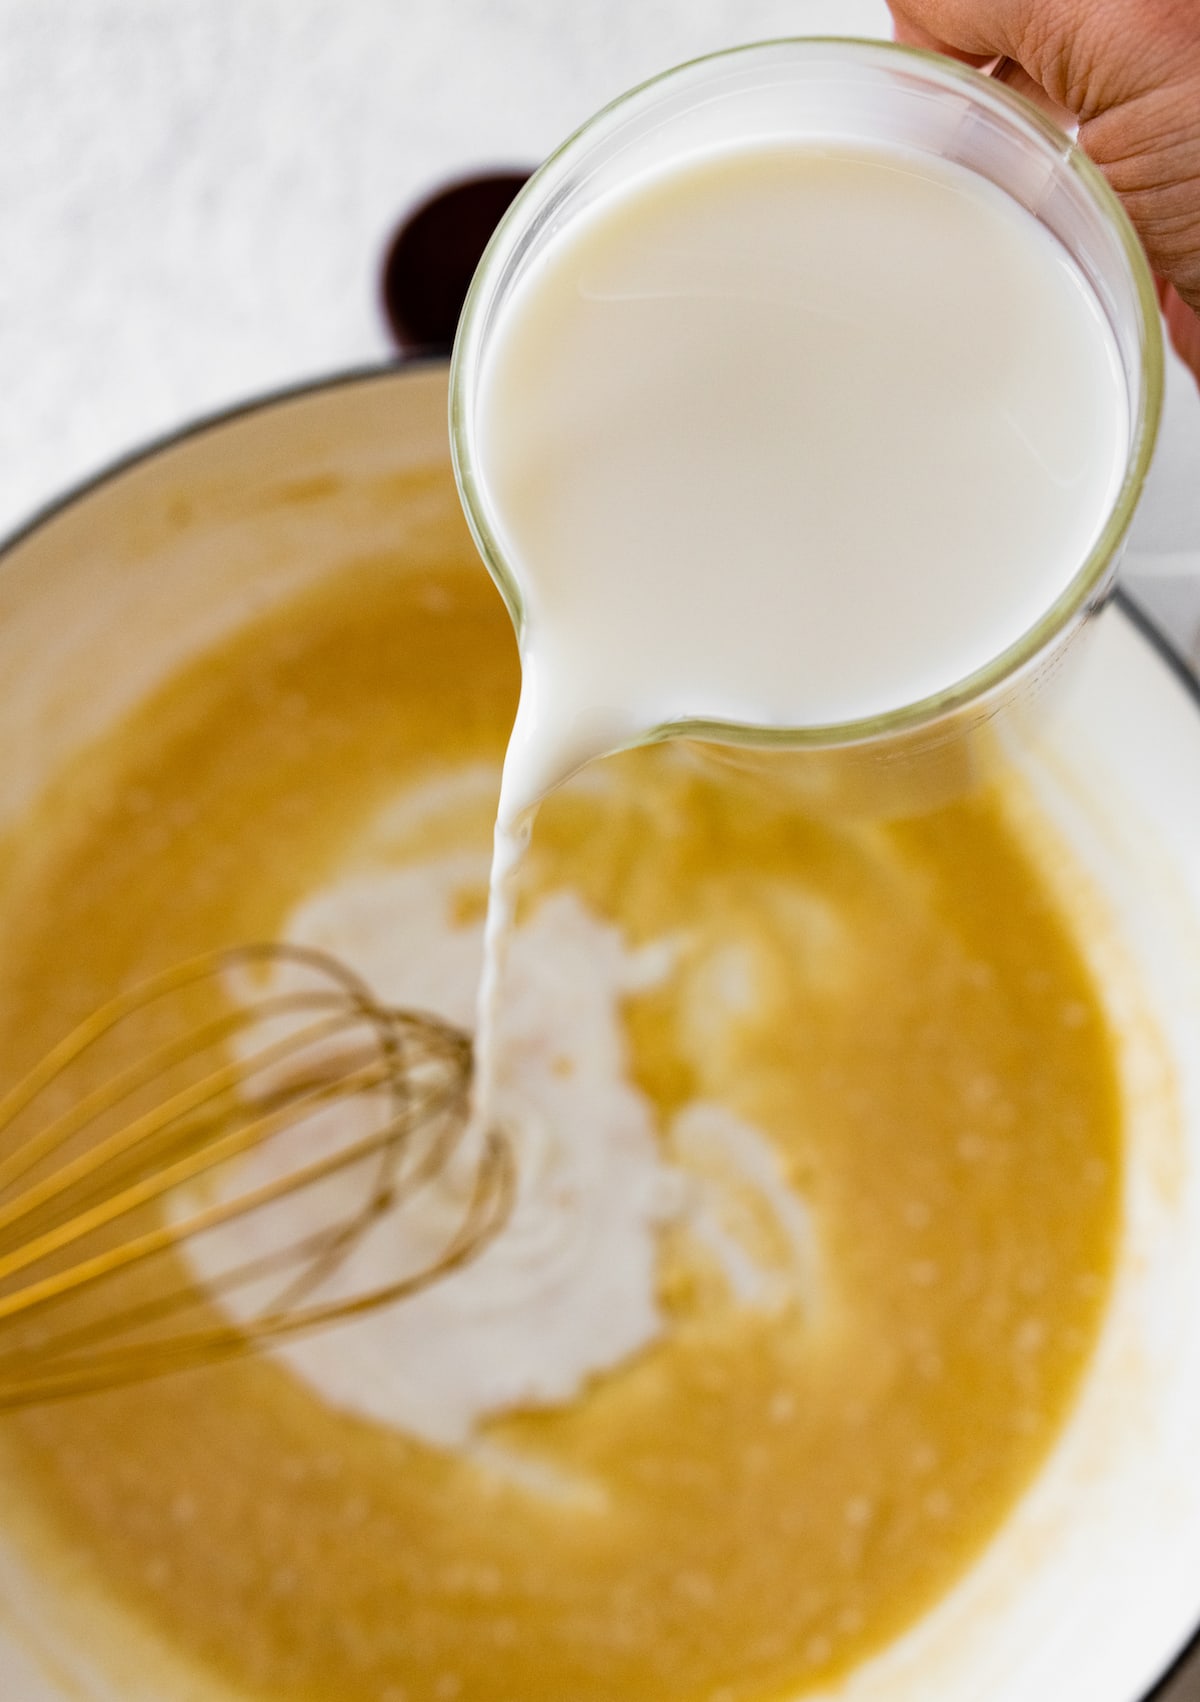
top-left (0, 523), bottom-right (1119, 1700)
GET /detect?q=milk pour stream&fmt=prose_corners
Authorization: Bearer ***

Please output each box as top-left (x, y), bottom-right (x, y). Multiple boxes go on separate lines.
top-left (467, 141), bottom-right (1129, 1118)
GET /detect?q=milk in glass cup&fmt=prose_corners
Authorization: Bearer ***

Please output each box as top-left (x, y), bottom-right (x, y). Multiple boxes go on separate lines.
top-left (450, 38), bottom-right (1163, 819)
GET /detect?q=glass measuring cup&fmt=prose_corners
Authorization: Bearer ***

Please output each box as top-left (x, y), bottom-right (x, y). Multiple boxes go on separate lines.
top-left (450, 37), bottom-right (1164, 816)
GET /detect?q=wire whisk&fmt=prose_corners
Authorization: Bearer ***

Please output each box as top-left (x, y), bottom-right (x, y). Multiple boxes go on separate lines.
top-left (0, 943), bottom-right (513, 1409)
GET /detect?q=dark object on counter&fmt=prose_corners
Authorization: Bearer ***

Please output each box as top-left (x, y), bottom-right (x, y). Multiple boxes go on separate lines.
top-left (381, 172), bottom-right (532, 356)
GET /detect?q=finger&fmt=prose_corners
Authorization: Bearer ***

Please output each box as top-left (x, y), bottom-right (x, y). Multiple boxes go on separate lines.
top-left (887, 3), bottom-right (1081, 126)
top-left (886, 0), bottom-right (1023, 63)
top-left (889, 0), bottom-right (1193, 114)
top-left (890, 8), bottom-right (1078, 130)
top-left (887, 4), bottom-right (976, 58)
top-left (1161, 282), bottom-right (1200, 387)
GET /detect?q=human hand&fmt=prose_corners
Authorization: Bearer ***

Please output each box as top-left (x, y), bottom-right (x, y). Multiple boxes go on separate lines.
top-left (888, 0), bottom-right (1200, 383)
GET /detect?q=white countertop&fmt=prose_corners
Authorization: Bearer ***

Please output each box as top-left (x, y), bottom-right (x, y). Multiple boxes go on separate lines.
top-left (0, 0), bottom-right (882, 532)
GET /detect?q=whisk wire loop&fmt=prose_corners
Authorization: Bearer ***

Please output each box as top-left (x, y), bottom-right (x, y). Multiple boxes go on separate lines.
top-left (0, 942), bottom-right (507, 1409)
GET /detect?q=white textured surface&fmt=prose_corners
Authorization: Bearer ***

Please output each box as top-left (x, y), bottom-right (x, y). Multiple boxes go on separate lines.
top-left (0, 0), bottom-right (888, 537)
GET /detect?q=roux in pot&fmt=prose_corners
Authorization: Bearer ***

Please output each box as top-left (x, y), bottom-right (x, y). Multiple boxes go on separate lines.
top-left (0, 540), bottom-right (1120, 1701)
